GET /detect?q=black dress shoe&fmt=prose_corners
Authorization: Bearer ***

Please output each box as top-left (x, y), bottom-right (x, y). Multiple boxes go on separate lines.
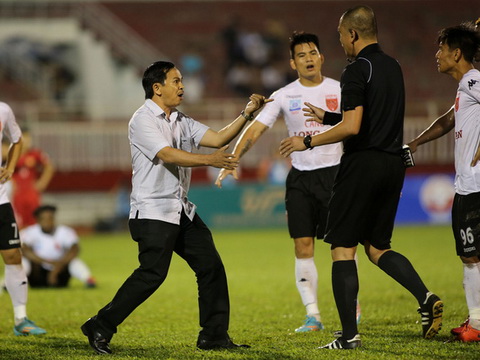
top-left (81, 317), bottom-right (112, 355)
top-left (196, 336), bottom-right (250, 350)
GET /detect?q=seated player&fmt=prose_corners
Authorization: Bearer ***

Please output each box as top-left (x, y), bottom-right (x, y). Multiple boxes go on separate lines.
top-left (20, 205), bottom-right (96, 288)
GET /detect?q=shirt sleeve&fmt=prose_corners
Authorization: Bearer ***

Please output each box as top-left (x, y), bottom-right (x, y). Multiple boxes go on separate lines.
top-left (341, 61), bottom-right (368, 111)
top-left (323, 112), bottom-right (343, 126)
top-left (20, 228), bottom-right (32, 246)
top-left (465, 75), bottom-right (480, 103)
top-left (129, 114), bottom-right (170, 161)
top-left (62, 227), bottom-right (79, 247)
top-left (187, 116), bottom-right (209, 149)
top-left (255, 89), bottom-right (282, 128)
top-left (0, 103), bottom-right (21, 143)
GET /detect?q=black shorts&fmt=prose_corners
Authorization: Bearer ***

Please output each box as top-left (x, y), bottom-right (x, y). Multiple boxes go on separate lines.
top-left (325, 150), bottom-right (405, 249)
top-left (28, 263), bottom-right (71, 288)
top-left (452, 192), bottom-right (480, 258)
top-left (0, 203), bottom-right (21, 250)
top-left (285, 165), bottom-right (339, 239)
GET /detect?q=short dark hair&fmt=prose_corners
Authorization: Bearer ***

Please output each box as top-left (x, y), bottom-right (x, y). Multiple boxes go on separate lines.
top-left (437, 22), bottom-right (480, 63)
top-left (289, 31), bottom-right (321, 59)
top-left (341, 5), bottom-right (377, 40)
top-left (33, 204), bottom-right (57, 218)
top-left (142, 61), bottom-right (175, 99)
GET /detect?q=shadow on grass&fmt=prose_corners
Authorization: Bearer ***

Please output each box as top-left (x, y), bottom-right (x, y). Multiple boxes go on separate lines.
top-left (0, 336), bottom-right (301, 360)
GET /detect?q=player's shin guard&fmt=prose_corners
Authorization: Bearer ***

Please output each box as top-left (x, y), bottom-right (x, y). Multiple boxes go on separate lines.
top-left (332, 260), bottom-right (358, 340)
top-left (295, 257), bottom-right (320, 318)
top-left (69, 258), bottom-right (93, 283)
top-left (463, 262), bottom-right (480, 329)
top-left (377, 250), bottom-right (429, 304)
top-left (5, 264), bottom-right (28, 324)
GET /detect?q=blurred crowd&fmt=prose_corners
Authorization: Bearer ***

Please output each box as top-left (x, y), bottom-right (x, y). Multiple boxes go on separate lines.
top-left (222, 18), bottom-right (294, 97)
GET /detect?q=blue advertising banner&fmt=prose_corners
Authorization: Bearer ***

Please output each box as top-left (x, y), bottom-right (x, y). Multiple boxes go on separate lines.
top-left (397, 173), bottom-right (455, 224)
top-left (189, 173), bottom-right (455, 229)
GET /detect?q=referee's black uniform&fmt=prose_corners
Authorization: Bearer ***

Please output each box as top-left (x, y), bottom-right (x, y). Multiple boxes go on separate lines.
top-left (325, 43), bottom-right (406, 249)
top-left (325, 43), bottom-right (436, 344)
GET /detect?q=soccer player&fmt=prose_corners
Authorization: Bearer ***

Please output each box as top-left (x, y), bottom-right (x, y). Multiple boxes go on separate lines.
top-left (407, 19), bottom-right (480, 342)
top-left (12, 128), bottom-right (54, 229)
top-left (216, 32), bottom-right (357, 332)
top-left (80, 61), bottom-right (270, 355)
top-left (280, 6), bottom-right (443, 349)
top-left (21, 205), bottom-right (96, 288)
top-left (0, 102), bottom-right (46, 336)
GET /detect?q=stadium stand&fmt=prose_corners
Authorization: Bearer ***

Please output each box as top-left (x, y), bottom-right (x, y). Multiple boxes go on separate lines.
top-left (0, 1), bottom-right (470, 227)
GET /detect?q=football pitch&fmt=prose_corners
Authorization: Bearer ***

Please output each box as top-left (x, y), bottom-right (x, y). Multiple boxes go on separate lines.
top-left (0, 225), bottom-right (477, 359)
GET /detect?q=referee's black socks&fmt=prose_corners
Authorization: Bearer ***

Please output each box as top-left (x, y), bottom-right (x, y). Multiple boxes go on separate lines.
top-left (377, 250), bottom-right (429, 305)
top-left (332, 260), bottom-right (358, 340)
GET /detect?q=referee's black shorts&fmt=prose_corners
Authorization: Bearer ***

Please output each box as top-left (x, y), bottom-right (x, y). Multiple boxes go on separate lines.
top-left (452, 191), bottom-right (480, 258)
top-left (285, 164), bottom-right (339, 239)
top-left (325, 150), bottom-right (405, 249)
top-left (0, 203), bottom-right (21, 250)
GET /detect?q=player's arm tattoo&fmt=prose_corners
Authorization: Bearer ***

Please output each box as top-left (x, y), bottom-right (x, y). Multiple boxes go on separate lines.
top-left (239, 139), bottom-right (253, 157)
top-left (238, 126), bottom-right (268, 158)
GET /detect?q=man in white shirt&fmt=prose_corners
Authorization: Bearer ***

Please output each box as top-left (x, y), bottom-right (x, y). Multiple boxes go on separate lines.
top-left (408, 19), bottom-right (480, 342)
top-left (21, 205), bottom-right (96, 288)
top-left (0, 102), bottom-right (46, 336)
top-left (215, 32), bottom-right (353, 332)
top-left (81, 61), bottom-right (270, 355)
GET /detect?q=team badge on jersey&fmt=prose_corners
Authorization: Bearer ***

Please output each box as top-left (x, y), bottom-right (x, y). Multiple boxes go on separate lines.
top-left (325, 95), bottom-right (338, 111)
top-left (289, 99), bottom-right (301, 113)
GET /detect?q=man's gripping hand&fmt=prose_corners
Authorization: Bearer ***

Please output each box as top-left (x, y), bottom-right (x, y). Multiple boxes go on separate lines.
top-left (208, 145), bottom-right (239, 170)
top-left (243, 94), bottom-right (273, 119)
top-left (279, 136), bottom-right (307, 157)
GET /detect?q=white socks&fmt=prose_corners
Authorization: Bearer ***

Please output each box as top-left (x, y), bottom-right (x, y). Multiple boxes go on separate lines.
top-left (5, 264), bottom-right (28, 325)
top-left (68, 258), bottom-right (92, 283)
top-left (295, 257), bottom-right (320, 321)
top-left (464, 263), bottom-right (480, 329)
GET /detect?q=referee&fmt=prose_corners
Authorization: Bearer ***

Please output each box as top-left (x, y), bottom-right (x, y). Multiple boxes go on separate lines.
top-left (80, 61), bottom-right (269, 354)
top-left (280, 5), bottom-right (443, 349)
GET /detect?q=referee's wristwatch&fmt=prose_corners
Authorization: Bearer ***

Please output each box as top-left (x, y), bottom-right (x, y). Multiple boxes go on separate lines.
top-left (303, 135), bottom-right (313, 150)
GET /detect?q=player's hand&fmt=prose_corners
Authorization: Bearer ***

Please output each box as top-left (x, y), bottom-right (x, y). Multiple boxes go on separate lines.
top-left (244, 94), bottom-right (273, 119)
top-left (47, 269), bottom-right (59, 286)
top-left (303, 102), bottom-right (325, 124)
top-left (215, 168), bottom-right (238, 188)
top-left (0, 168), bottom-right (13, 184)
top-left (209, 145), bottom-right (239, 170)
top-left (279, 136), bottom-right (306, 157)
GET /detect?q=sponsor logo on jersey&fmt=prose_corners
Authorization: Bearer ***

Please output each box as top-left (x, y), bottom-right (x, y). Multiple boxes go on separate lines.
top-left (304, 119), bottom-right (323, 128)
top-left (289, 99), bottom-right (301, 113)
top-left (293, 130), bottom-right (323, 136)
top-left (325, 95), bottom-right (339, 111)
top-left (8, 239), bottom-right (20, 245)
top-left (468, 79), bottom-right (478, 90)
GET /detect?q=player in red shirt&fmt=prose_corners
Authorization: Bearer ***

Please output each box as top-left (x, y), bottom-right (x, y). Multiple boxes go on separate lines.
top-left (12, 129), bottom-right (54, 229)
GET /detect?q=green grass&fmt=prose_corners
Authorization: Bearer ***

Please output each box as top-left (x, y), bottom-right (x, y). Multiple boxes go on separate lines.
top-left (0, 225), bottom-right (477, 359)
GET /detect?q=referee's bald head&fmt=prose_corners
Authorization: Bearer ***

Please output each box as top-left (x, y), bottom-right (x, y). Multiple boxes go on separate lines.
top-left (340, 5), bottom-right (377, 41)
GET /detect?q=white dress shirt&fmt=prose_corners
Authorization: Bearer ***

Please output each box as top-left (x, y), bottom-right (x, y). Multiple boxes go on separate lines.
top-left (128, 99), bottom-right (209, 224)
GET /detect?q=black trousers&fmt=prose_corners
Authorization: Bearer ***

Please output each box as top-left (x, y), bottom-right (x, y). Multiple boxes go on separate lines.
top-left (95, 212), bottom-right (230, 340)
